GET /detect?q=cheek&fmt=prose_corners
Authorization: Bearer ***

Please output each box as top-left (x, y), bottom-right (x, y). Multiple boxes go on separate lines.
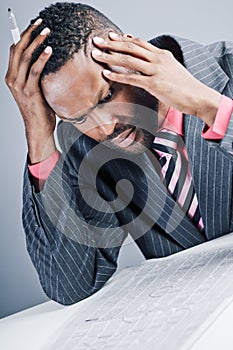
top-left (101, 101), bottom-right (137, 124)
top-left (74, 124), bottom-right (103, 142)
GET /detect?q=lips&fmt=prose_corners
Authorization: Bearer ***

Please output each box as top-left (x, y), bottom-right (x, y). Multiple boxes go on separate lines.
top-left (111, 127), bottom-right (137, 148)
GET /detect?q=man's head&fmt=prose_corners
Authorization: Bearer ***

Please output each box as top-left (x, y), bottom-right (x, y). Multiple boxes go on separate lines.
top-left (30, 2), bottom-right (157, 154)
top-left (30, 2), bottom-right (123, 77)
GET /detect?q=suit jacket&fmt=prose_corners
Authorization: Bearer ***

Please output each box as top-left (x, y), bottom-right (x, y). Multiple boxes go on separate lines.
top-left (22, 36), bottom-right (233, 305)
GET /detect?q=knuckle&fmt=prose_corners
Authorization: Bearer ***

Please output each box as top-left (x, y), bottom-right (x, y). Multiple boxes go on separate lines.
top-left (9, 44), bottom-right (15, 52)
top-left (4, 73), bottom-right (10, 84)
top-left (5, 76), bottom-right (12, 88)
top-left (20, 52), bottom-right (31, 64)
top-left (20, 29), bottom-right (27, 37)
top-left (153, 64), bottom-right (162, 76)
top-left (121, 54), bottom-right (130, 65)
top-left (162, 49), bottom-right (173, 58)
top-left (13, 82), bottom-right (23, 93)
top-left (102, 52), bottom-right (109, 61)
top-left (134, 37), bottom-right (142, 44)
top-left (14, 40), bottom-right (22, 49)
top-left (23, 87), bottom-right (32, 98)
top-left (151, 78), bottom-right (158, 89)
top-left (30, 67), bottom-right (39, 77)
top-left (123, 73), bottom-right (132, 82)
top-left (125, 42), bottom-right (135, 51)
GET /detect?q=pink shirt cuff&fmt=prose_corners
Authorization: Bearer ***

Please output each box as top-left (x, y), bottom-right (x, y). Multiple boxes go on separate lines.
top-left (28, 150), bottom-right (60, 181)
top-left (202, 95), bottom-right (233, 140)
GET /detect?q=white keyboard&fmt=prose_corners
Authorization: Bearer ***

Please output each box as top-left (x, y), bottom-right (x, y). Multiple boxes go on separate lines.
top-left (44, 245), bottom-right (233, 350)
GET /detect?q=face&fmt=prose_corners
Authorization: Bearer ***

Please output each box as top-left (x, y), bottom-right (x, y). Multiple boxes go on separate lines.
top-left (42, 49), bottom-right (158, 154)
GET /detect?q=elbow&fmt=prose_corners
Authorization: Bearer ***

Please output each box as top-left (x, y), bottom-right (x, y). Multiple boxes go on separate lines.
top-left (45, 290), bottom-right (97, 306)
top-left (40, 276), bottom-right (109, 306)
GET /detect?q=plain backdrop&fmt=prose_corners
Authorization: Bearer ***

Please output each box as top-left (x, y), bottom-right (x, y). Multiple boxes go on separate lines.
top-left (0, 0), bottom-right (232, 318)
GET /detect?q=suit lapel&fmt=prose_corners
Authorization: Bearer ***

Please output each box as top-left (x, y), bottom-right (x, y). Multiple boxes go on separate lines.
top-left (138, 152), bottom-right (206, 248)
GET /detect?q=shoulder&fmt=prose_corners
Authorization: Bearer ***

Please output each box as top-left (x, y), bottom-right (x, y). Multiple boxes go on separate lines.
top-left (150, 34), bottom-right (233, 61)
top-left (205, 40), bottom-right (233, 58)
top-left (205, 41), bottom-right (233, 78)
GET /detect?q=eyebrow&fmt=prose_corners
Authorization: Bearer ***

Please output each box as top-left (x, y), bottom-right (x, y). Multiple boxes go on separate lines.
top-left (58, 86), bottom-right (107, 121)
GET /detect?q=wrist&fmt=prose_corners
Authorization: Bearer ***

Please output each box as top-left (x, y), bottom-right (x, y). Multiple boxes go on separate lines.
top-left (195, 87), bottom-right (221, 127)
top-left (28, 134), bottom-right (56, 164)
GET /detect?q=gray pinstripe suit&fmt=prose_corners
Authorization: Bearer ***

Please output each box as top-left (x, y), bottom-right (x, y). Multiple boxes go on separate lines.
top-left (23, 36), bottom-right (233, 305)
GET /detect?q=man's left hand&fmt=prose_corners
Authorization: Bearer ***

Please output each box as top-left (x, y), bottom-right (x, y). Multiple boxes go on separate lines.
top-left (92, 32), bottom-right (221, 126)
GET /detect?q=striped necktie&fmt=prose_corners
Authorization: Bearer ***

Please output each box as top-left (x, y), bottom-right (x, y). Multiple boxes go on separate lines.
top-left (152, 128), bottom-right (204, 232)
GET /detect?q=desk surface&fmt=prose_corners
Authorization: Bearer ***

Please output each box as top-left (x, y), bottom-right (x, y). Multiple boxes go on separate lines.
top-left (2, 298), bottom-right (233, 350)
top-left (1, 234), bottom-right (233, 350)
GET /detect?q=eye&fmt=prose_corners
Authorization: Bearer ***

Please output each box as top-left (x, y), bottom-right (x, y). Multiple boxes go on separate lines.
top-left (72, 115), bottom-right (87, 124)
top-left (58, 114), bottom-right (87, 124)
top-left (99, 87), bottom-right (114, 105)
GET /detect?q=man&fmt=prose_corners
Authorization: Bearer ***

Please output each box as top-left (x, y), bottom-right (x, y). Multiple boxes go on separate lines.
top-left (5, 2), bottom-right (233, 305)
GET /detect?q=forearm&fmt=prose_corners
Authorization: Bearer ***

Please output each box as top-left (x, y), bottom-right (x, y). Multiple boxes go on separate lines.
top-left (5, 19), bottom-right (57, 164)
top-left (194, 85), bottom-right (222, 127)
top-left (23, 156), bottom-right (125, 304)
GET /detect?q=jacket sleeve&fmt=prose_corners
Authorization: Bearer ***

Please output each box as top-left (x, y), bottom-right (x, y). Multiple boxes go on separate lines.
top-left (22, 128), bottom-right (127, 305)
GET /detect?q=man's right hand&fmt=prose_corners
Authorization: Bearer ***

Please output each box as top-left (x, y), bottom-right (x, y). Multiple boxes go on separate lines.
top-left (5, 19), bottom-right (57, 164)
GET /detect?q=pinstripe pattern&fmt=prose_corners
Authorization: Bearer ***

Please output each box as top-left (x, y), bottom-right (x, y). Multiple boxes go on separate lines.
top-left (174, 36), bottom-right (233, 238)
top-left (22, 36), bottom-right (233, 305)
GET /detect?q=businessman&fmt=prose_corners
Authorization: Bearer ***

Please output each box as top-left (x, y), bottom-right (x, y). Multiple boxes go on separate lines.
top-left (5, 2), bottom-right (233, 305)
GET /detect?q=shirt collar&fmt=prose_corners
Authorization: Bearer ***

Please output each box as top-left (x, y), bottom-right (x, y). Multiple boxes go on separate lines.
top-left (159, 107), bottom-right (184, 136)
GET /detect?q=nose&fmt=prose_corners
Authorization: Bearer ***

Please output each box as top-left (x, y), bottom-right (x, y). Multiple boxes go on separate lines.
top-left (91, 112), bottom-right (119, 137)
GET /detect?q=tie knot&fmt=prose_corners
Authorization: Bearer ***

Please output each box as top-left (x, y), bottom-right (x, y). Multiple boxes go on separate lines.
top-left (152, 128), bottom-right (183, 155)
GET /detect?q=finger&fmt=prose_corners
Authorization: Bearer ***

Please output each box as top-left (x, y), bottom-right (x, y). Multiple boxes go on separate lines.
top-left (93, 35), bottom-right (153, 62)
top-left (109, 32), bottom-right (156, 52)
top-left (93, 31), bottom-right (159, 60)
top-left (92, 49), bottom-right (152, 76)
top-left (9, 19), bottom-right (43, 79)
top-left (94, 31), bottom-right (160, 58)
top-left (19, 17), bottom-right (43, 41)
top-left (102, 69), bottom-right (149, 90)
top-left (5, 44), bottom-right (15, 86)
top-left (25, 46), bottom-right (52, 93)
top-left (17, 18), bottom-right (43, 51)
top-left (17, 27), bottom-right (51, 85)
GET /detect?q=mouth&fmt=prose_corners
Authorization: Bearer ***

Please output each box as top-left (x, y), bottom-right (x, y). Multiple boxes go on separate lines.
top-left (110, 127), bottom-right (137, 148)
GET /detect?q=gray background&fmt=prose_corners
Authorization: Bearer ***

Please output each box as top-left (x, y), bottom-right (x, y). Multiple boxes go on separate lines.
top-left (0, 0), bottom-right (232, 318)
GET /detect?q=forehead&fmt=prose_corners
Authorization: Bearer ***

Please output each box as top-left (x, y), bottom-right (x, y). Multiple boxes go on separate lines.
top-left (41, 50), bottom-right (106, 117)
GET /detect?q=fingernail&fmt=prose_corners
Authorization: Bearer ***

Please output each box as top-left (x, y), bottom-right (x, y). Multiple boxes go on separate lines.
top-left (93, 36), bottom-right (104, 43)
top-left (33, 18), bottom-right (42, 26)
top-left (92, 49), bottom-right (102, 56)
top-left (44, 46), bottom-right (52, 54)
top-left (40, 27), bottom-right (50, 35)
top-left (109, 32), bottom-right (119, 40)
top-left (103, 69), bottom-right (111, 76)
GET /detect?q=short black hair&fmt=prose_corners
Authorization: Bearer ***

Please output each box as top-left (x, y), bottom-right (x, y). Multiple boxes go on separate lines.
top-left (29, 2), bottom-right (122, 78)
